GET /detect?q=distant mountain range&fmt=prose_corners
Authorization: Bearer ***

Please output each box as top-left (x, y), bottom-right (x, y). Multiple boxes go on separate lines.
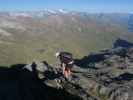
top-left (0, 10), bottom-right (133, 32)
top-left (0, 10), bottom-right (133, 65)
top-left (0, 9), bottom-right (71, 17)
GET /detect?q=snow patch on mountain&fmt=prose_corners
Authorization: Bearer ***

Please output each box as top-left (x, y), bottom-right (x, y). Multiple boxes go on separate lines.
top-left (5, 9), bottom-right (70, 18)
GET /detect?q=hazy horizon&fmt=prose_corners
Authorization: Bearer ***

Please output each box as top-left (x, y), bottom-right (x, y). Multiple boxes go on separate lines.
top-left (0, 0), bottom-right (132, 13)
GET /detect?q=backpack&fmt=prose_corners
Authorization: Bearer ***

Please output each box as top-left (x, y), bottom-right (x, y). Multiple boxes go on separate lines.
top-left (59, 52), bottom-right (73, 64)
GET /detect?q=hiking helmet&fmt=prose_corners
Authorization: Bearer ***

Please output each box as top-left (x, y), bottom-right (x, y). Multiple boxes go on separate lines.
top-left (55, 52), bottom-right (60, 58)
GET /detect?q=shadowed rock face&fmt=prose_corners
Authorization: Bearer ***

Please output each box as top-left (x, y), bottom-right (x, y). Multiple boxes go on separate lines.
top-left (0, 66), bottom-right (81, 100)
top-left (75, 39), bottom-right (133, 69)
top-left (74, 53), bottom-right (106, 68)
top-left (113, 38), bottom-right (133, 48)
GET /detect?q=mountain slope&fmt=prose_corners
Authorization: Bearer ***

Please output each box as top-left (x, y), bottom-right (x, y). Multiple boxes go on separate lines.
top-left (0, 11), bottom-right (132, 65)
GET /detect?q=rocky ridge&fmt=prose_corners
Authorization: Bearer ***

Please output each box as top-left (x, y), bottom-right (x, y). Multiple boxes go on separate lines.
top-left (0, 46), bottom-right (133, 100)
top-left (22, 46), bottom-right (133, 100)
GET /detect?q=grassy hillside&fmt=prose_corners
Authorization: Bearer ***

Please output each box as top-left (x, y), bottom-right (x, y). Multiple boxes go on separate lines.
top-left (0, 12), bottom-right (132, 66)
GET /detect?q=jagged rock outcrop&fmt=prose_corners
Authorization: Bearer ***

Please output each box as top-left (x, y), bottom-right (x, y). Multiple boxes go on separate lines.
top-left (30, 47), bottom-right (133, 100)
top-left (72, 47), bottom-right (133, 100)
top-left (1, 47), bottom-right (133, 100)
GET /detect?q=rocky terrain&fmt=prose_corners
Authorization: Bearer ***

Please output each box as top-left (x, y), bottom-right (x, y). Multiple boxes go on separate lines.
top-left (43, 46), bottom-right (133, 100)
top-left (0, 42), bottom-right (133, 100)
top-left (0, 10), bottom-right (133, 100)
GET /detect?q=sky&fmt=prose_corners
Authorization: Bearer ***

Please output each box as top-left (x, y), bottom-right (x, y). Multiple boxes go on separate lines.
top-left (0, 0), bottom-right (133, 13)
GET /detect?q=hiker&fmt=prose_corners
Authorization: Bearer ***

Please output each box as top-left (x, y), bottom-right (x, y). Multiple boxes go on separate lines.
top-left (55, 51), bottom-right (74, 80)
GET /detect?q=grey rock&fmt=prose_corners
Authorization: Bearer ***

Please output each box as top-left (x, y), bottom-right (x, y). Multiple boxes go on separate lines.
top-left (20, 47), bottom-right (133, 100)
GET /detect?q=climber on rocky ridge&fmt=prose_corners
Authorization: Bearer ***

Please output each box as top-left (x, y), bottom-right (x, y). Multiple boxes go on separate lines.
top-left (55, 51), bottom-right (74, 80)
